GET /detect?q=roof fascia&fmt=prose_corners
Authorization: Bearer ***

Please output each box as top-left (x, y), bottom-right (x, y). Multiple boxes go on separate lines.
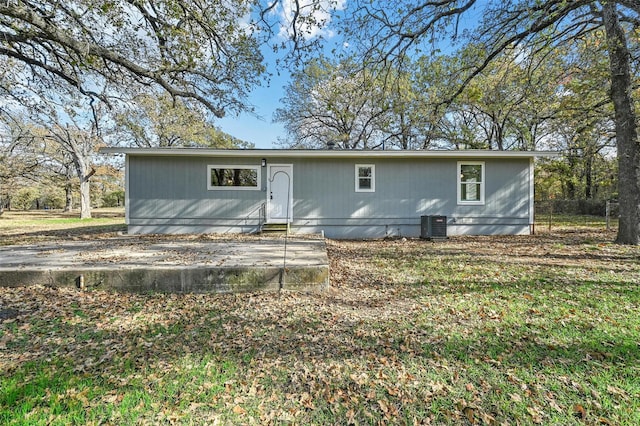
top-left (99, 148), bottom-right (560, 159)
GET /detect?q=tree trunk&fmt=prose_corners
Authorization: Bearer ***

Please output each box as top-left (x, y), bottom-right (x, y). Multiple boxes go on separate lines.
top-left (74, 160), bottom-right (95, 220)
top-left (79, 177), bottom-right (91, 219)
top-left (603, 3), bottom-right (640, 244)
top-left (64, 183), bottom-right (73, 212)
top-left (566, 152), bottom-right (577, 199)
top-left (585, 154), bottom-right (593, 199)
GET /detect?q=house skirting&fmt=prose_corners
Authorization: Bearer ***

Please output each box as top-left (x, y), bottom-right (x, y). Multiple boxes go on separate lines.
top-left (127, 216), bottom-right (531, 238)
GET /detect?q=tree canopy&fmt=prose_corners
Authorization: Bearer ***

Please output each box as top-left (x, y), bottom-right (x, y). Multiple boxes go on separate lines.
top-left (0, 0), bottom-right (265, 117)
top-left (113, 93), bottom-right (251, 148)
top-left (274, 57), bottom-right (389, 149)
top-left (1, 1), bottom-right (263, 218)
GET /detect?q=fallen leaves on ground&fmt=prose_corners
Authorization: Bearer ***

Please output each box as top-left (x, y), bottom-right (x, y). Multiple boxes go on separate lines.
top-left (1, 228), bottom-right (639, 424)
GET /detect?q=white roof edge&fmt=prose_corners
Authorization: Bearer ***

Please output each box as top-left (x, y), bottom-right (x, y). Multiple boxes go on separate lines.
top-left (99, 147), bottom-right (560, 158)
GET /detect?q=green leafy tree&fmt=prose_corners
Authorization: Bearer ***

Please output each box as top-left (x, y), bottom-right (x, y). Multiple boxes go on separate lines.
top-left (378, 62), bottom-right (442, 149)
top-left (411, 54), bottom-right (473, 149)
top-left (46, 117), bottom-right (101, 219)
top-left (1, 0), bottom-right (269, 218)
top-left (453, 45), bottom-right (563, 151)
top-left (114, 93), bottom-right (249, 148)
top-left (91, 164), bottom-right (125, 208)
top-left (543, 32), bottom-right (618, 200)
top-left (12, 186), bottom-right (39, 210)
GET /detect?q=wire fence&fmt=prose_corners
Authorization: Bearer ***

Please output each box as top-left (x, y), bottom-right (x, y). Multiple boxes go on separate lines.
top-left (534, 200), bottom-right (619, 232)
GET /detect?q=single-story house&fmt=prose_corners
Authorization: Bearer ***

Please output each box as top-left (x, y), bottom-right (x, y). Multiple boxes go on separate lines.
top-left (100, 148), bottom-right (557, 238)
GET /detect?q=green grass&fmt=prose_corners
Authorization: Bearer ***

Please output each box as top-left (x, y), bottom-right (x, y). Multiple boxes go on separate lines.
top-left (1, 224), bottom-right (639, 424)
top-left (536, 212), bottom-right (617, 230)
top-left (0, 208), bottom-right (125, 245)
top-left (0, 304), bottom-right (239, 425)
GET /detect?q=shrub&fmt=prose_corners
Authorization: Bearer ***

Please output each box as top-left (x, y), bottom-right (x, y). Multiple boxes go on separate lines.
top-left (12, 187), bottom-right (39, 210)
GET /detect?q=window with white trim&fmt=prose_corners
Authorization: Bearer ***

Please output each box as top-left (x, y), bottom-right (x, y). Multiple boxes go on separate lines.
top-left (355, 164), bottom-right (375, 192)
top-left (457, 162), bottom-right (485, 204)
top-left (207, 165), bottom-right (260, 190)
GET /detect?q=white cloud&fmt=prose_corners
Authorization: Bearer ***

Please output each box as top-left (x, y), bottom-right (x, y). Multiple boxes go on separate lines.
top-left (275, 0), bottom-right (347, 40)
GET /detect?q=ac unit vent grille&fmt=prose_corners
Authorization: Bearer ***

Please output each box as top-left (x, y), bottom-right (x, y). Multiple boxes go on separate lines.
top-left (421, 215), bottom-right (447, 239)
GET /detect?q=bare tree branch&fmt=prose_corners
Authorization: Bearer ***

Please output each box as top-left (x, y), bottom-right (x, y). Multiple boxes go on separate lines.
top-left (0, 0), bottom-right (263, 116)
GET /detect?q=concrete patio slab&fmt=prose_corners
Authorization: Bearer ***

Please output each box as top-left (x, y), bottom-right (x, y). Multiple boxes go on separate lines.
top-left (0, 235), bottom-right (329, 293)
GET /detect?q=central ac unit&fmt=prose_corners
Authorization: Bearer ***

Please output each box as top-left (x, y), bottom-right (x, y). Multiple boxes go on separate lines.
top-left (421, 215), bottom-right (447, 240)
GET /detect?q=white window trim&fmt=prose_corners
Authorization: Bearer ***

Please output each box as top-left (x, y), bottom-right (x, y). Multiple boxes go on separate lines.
top-left (457, 161), bottom-right (485, 205)
top-left (355, 164), bottom-right (375, 192)
top-left (207, 165), bottom-right (261, 190)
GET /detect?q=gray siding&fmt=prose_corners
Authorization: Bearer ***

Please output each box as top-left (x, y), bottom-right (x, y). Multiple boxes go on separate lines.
top-left (128, 156), bottom-right (266, 234)
top-left (127, 155), bottom-right (532, 238)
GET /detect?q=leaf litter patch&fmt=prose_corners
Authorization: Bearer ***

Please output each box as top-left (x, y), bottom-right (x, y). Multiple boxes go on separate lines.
top-left (1, 229), bottom-right (639, 424)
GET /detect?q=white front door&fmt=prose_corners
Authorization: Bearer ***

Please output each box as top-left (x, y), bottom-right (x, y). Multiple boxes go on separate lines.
top-left (267, 164), bottom-right (293, 223)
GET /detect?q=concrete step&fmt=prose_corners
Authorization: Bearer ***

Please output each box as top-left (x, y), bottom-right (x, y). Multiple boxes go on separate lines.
top-left (261, 223), bottom-right (290, 234)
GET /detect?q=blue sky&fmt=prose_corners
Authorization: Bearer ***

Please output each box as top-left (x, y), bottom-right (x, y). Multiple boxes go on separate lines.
top-left (216, 65), bottom-right (289, 149)
top-left (216, 0), bottom-right (348, 149)
top-left (215, 0), bottom-right (481, 149)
